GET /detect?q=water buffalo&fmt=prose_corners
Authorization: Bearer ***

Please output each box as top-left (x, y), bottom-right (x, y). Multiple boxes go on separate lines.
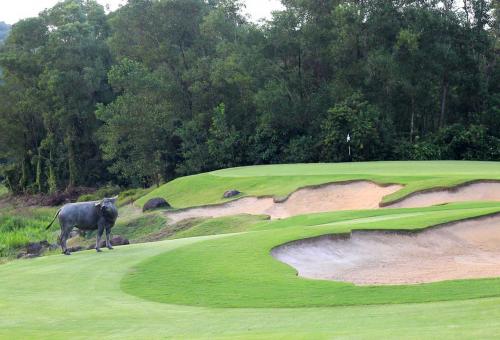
top-left (46, 197), bottom-right (119, 255)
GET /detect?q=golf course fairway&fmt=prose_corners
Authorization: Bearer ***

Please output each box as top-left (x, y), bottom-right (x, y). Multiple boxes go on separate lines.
top-left (3, 161), bottom-right (500, 338)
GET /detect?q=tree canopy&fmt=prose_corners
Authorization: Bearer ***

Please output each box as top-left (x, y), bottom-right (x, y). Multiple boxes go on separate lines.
top-left (0, 0), bottom-right (498, 193)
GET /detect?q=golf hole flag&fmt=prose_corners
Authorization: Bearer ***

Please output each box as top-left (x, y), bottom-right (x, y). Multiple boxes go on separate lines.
top-left (347, 133), bottom-right (351, 156)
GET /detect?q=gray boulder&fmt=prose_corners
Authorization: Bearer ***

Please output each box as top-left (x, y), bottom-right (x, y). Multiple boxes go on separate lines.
top-left (26, 242), bottom-right (44, 255)
top-left (143, 197), bottom-right (171, 212)
top-left (87, 236), bottom-right (130, 249)
top-left (223, 190), bottom-right (241, 198)
top-left (17, 253), bottom-right (39, 259)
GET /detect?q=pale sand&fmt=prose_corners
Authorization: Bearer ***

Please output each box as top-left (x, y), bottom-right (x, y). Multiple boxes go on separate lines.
top-left (271, 214), bottom-right (500, 285)
top-left (164, 181), bottom-right (403, 223)
top-left (387, 181), bottom-right (500, 208)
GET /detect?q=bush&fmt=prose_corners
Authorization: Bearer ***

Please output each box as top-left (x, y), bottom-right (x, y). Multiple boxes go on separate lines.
top-left (117, 187), bottom-right (154, 207)
top-left (77, 185), bottom-right (122, 203)
top-left (320, 93), bottom-right (394, 161)
top-left (394, 124), bottom-right (500, 161)
top-left (0, 208), bottom-right (57, 257)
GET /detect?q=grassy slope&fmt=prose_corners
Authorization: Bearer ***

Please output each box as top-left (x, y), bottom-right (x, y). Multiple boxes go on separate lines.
top-left (136, 161), bottom-right (500, 208)
top-left (122, 203), bottom-right (500, 308)
top-left (0, 206), bottom-right (57, 257)
top-left (2, 208), bottom-right (500, 338)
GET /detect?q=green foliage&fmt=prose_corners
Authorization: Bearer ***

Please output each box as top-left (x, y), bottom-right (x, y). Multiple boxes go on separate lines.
top-left (207, 103), bottom-right (242, 169)
top-left (395, 125), bottom-right (500, 160)
top-left (77, 185), bottom-right (121, 203)
top-left (0, 185), bottom-right (7, 198)
top-left (117, 187), bottom-right (154, 207)
top-left (0, 207), bottom-right (57, 257)
top-left (321, 93), bottom-right (392, 161)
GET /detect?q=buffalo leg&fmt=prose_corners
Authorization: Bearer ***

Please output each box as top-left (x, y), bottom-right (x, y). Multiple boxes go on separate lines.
top-left (96, 223), bottom-right (104, 252)
top-left (105, 226), bottom-right (113, 250)
top-left (60, 226), bottom-right (71, 255)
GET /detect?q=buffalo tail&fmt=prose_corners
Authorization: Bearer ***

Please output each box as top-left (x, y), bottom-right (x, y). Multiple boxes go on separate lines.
top-left (45, 209), bottom-right (61, 230)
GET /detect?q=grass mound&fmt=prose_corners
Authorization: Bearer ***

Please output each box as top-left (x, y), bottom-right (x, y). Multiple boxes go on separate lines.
top-left (136, 161), bottom-right (500, 209)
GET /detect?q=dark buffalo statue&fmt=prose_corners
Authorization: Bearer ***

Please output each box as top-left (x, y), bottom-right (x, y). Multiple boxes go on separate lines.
top-left (46, 197), bottom-right (119, 255)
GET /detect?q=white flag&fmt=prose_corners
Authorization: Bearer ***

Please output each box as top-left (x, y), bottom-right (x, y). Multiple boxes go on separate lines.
top-left (347, 133), bottom-right (351, 142)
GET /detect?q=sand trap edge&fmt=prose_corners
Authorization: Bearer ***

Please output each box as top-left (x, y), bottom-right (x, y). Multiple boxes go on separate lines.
top-left (380, 179), bottom-right (500, 207)
top-left (270, 211), bottom-right (500, 285)
top-left (162, 179), bottom-right (402, 214)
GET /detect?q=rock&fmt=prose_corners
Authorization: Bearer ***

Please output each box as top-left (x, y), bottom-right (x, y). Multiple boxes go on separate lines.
top-left (17, 252), bottom-right (39, 259)
top-left (67, 246), bottom-right (84, 253)
top-left (26, 242), bottom-right (44, 255)
top-left (87, 236), bottom-right (130, 249)
top-left (18, 240), bottom-right (56, 259)
top-left (223, 190), bottom-right (241, 198)
top-left (143, 197), bottom-right (171, 212)
top-left (110, 236), bottom-right (130, 246)
top-left (49, 243), bottom-right (59, 251)
top-left (39, 240), bottom-right (50, 248)
top-left (68, 229), bottom-right (86, 238)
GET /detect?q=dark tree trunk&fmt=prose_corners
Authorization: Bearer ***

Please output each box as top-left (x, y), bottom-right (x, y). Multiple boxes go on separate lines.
top-left (440, 75), bottom-right (449, 128)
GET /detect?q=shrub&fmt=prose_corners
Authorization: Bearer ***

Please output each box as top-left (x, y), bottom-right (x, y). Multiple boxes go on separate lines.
top-left (0, 208), bottom-right (57, 257)
top-left (77, 185), bottom-right (122, 203)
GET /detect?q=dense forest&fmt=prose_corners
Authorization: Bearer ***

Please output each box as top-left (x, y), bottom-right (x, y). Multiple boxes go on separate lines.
top-left (0, 0), bottom-right (498, 193)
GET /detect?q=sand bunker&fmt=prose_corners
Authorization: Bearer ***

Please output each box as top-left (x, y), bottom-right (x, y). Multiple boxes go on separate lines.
top-left (164, 181), bottom-right (402, 223)
top-left (387, 181), bottom-right (500, 209)
top-left (271, 214), bottom-right (500, 285)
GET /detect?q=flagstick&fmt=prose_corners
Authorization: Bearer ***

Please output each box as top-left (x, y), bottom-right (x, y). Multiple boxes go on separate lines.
top-left (347, 133), bottom-right (351, 161)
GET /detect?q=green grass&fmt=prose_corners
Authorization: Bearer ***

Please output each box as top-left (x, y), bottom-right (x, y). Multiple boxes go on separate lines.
top-left (3, 162), bottom-right (500, 337)
top-left (2, 205), bottom-right (500, 337)
top-left (111, 213), bottom-right (168, 242)
top-left (169, 214), bottom-right (269, 239)
top-left (122, 203), bottom-right (500, 308)
top-left (136, 161), bottom-right (500, 208)
top-left (0, 207), bottom-right (58, 257)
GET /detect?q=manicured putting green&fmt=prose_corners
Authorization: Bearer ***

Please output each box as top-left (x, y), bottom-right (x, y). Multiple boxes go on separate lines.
top-left (122, 203), bottom-right (500, 308)
top-left (136, 161), bottom-right (500, 209)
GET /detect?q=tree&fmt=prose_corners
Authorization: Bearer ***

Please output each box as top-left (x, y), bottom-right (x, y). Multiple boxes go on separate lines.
top-left (96, 59), bottom-right (176, 187)
top-left (321, 93), bottom-right (392, 162)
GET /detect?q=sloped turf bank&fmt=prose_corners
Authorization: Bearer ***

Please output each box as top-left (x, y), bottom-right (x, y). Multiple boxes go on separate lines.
top-left (121, 202), bottom-right (500, 308)
top-left (136, 161), bottom-right (500, 209)
top-left (5, 235), bottom-right (500, 337)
